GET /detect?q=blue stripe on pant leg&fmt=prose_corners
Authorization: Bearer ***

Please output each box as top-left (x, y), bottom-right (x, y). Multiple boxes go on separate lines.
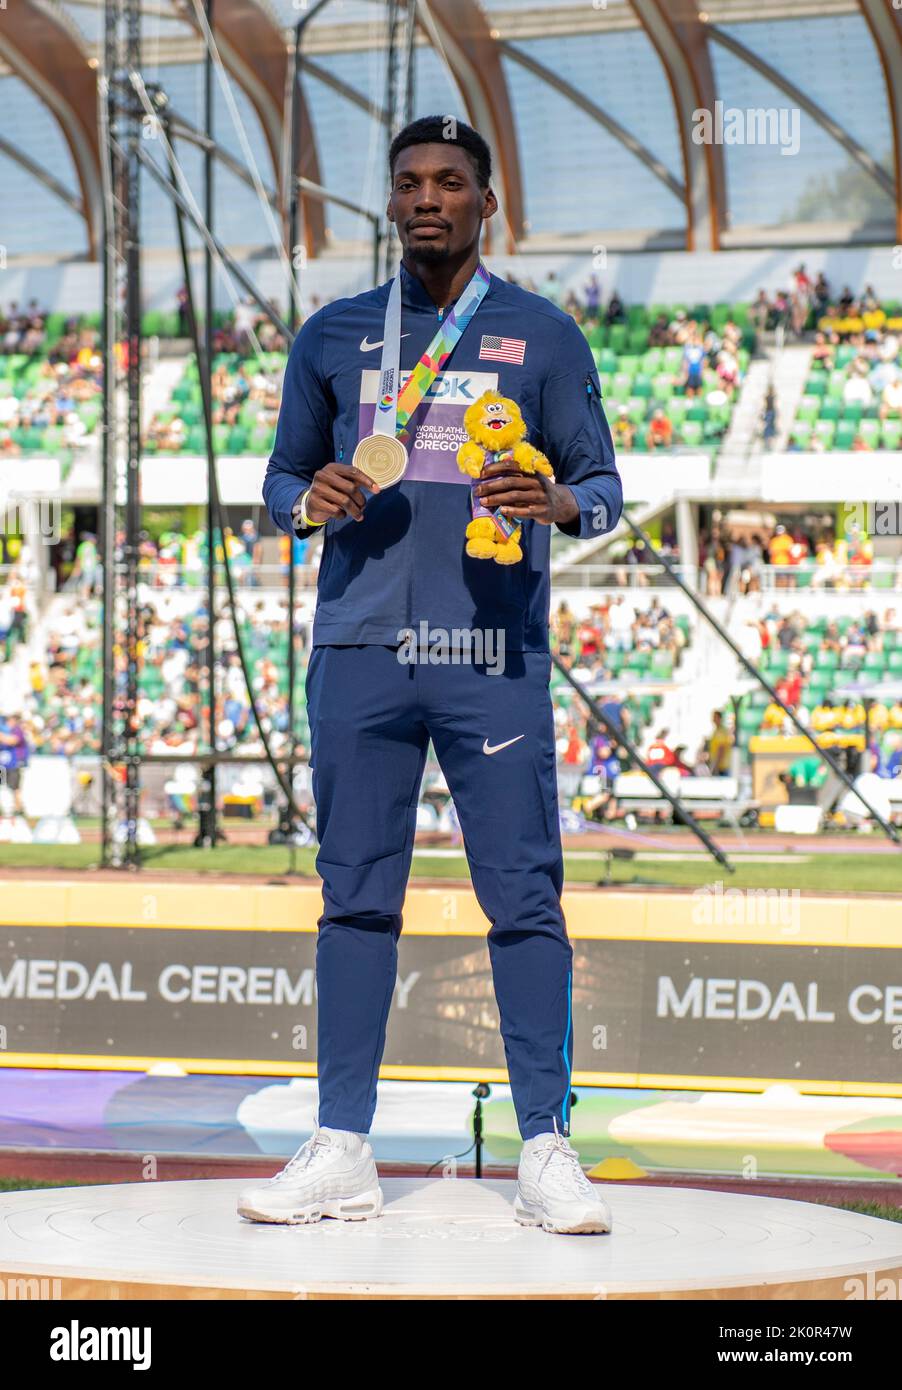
top-left (561, 968), bottom-right (573, 1134)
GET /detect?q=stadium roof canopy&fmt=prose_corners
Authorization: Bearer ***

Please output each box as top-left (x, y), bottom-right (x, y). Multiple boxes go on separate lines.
top-left (0, 0), bottom-right (899, 262)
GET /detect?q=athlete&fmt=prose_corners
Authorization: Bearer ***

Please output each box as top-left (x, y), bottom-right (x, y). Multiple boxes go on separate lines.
top-left (240, 116), bottom-right (622, 1235)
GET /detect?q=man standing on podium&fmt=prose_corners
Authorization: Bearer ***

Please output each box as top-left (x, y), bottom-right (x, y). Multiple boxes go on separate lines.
top-left (244, 116), bottom-right (622, 1235)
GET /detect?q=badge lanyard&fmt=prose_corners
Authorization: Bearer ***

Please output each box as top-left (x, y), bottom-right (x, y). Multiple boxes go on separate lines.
top-left (374, 261), bottom-right (491, 446)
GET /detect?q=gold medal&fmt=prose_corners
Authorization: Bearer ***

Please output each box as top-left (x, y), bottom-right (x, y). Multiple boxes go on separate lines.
top-left (352, 433), bottom-right (408, 488)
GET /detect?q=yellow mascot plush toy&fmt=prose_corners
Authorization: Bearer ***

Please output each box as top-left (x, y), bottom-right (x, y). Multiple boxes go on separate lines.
top-left (456, 390), bottom-right (553, 564)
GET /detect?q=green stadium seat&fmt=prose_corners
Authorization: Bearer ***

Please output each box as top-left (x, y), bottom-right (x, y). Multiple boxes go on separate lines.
top-left (249, 426), bottom-right (274, 453)
top-left (796, 396), bottom-right (820, 423)
top-left (680, 421), bottom-right (703, 447)
top-left (607, 325), bottom-right (627, 353)
top-left (834, 423), bottom-right (856, 451)
top-left (882, 422), bottom-right (902, 449)
top-left (820, 400), bottom-right (841, 422)
top-left (805, 376), bottom-right (827, 398)
top-left (790, 423), bottom-right (812, 448)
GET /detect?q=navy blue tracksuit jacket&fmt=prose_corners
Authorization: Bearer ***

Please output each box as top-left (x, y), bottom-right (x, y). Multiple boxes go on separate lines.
top-left (263, 262), bottom-right (622, 1140)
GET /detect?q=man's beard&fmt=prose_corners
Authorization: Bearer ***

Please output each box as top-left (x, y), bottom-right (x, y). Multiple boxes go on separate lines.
top-left (407, 239), bottom-right (451, 265)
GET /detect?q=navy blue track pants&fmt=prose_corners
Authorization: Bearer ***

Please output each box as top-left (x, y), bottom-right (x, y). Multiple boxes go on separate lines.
top-left (305, 643), bottom-right (574, 1141)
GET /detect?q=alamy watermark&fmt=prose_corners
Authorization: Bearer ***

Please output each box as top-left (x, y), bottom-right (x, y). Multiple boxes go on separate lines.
top-left (397, 622), bottom-right (506, 675)
top-left (1, 1276), bottom-right (62, 1300)
top-left (2, 494), bottom-right (61, 544)
top-left (692, 102), bottom-right (801, 158)
top-left (841, 501), bottom-right (902, 537)
top-left (692, 880), bottom-right (801, 933)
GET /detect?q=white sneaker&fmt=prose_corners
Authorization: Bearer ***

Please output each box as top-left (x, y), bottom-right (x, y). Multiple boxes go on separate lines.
top-left (237, 1125), bottom-right (383, 1225)
top-left (514, 1121), bottom-right (612, 1235)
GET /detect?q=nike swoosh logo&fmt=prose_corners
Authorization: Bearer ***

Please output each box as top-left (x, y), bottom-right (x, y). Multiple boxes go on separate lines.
top-left (482, 735), bottom-right (525, 756)
top-left (360, 333), bottom-right (411, 352)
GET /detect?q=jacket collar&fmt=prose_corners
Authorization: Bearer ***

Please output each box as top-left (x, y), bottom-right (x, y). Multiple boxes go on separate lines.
top-left (398, 258), bottom-right (493, 314)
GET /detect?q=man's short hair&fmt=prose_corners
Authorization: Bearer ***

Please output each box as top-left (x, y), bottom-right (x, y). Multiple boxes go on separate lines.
top-left (388, 116), bottom-right (492, 188)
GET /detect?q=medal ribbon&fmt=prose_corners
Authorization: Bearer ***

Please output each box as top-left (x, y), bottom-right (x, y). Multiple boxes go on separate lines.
top-left (374, 261), bottom-right (491, 446)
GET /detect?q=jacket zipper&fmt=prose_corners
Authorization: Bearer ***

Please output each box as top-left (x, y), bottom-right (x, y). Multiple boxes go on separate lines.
top-left (405, 303), bottom-right (440, 632)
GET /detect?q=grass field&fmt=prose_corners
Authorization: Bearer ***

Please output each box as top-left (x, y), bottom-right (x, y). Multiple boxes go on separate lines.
top-left (0, 841), bottom-right (900, 891)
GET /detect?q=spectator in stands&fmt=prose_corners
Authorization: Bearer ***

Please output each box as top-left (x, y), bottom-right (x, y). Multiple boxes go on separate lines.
top-left (233, 297), bottom-right (257, 352)
top-left (606, 595), bottom-right (634, 651)
top-left (813, 272), bottom-right (830, 318)
top-left (648, 312), bottom-right (671, 347)
top-left (646, 729), bottom-right (690, 775)
top-left (879, 375), bottom-right (902, 421)
top-left (70, 532), bottom-right (100, 601)
top-left (843, 362), bottom-right (874, 409)
top-left (584, 275), bottom-right (601, 318)
top-left (176, 284), bottom-right (190, 337)
top-left (0, 711), bottom-right (29, 813)
top-left (768, 524), bottom-right (794, 584)
top-left (700, 527), bottom-right (727, 597)
top-left (682, 331), bottom-right (706, 397)
top-left (790, 290), bottom-right (808, 338)
top-left (750, 289), bottom-right (770, 335)
top-left (771, 289), bottom-right (790, 333)
top-left (703, 711), bottom-right (733, 778)
top-left (716, 344), bottom-right (740, 395)
top-left (776, 666), bottom-right (803, 711)
top-left (761, 387), bottom-right (778, 450)
top-left (605, 291), bottom-right (625, 326)
top-left (611, 404), bottom-right (635, 450)
top-left (810, 332), bottom-right (835, 371)
top-left (552, 600), bottom-right (576, 661)
top-left (647, 408), bottom-right (673, 449)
